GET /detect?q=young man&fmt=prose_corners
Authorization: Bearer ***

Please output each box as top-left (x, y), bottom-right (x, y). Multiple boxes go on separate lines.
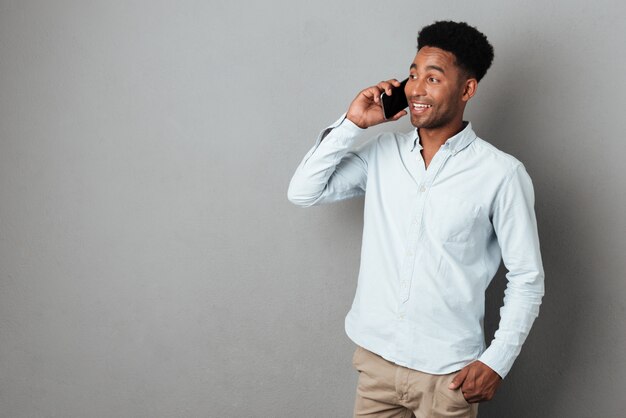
top-left (288, 21), bottom-right (544, 417)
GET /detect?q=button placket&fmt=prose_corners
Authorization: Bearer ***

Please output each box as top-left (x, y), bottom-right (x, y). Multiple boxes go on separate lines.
top-left (398, 194), bottom-right (421, 303)
top-left (398, 150), bottom-right (453, 304)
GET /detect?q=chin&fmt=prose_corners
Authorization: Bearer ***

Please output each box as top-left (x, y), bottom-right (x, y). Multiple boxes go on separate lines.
top-left (410, 118), bottom-right (434, 129)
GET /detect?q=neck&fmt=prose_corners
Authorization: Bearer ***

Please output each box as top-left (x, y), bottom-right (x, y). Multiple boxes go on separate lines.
top-left (418, 120), bottom-right (465, 149)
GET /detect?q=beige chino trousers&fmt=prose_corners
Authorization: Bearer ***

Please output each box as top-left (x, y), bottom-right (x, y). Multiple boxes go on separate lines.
top-left (352, 346), bottom-right (479, 418)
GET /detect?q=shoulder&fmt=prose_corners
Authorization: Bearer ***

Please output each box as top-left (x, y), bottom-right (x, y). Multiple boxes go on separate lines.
top-left (349, 130), bottom-right (413, 168)
top-left (471, 136), bottom-right (525, 176)
top-left (367, 129), bottom-right (415, 150)
top-left (470, 137), bottom-right (538, 203)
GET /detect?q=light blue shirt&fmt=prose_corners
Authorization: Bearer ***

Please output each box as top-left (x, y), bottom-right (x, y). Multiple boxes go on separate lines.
top-left (288, 114), bottom-right (544, 378)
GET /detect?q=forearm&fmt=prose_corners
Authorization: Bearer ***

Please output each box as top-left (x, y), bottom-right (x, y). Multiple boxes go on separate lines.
top-left (478, 266), bottom-right (544, 378)
top-left (287, 114), bottom-right (366, 207)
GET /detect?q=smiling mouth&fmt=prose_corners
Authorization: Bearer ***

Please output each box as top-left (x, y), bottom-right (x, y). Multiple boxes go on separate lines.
top-left (411, 103), bottom-right (433, 114)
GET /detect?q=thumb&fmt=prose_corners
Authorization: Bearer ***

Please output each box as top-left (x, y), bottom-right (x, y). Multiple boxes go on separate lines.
top-left (390, 110), bottom-right (408, 121)
top-left (448, 367), bottom-right (469, 389)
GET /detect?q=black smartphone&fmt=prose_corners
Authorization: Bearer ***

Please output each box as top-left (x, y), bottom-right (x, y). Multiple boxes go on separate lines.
top-left (381, 78), bottom-right (409, 120)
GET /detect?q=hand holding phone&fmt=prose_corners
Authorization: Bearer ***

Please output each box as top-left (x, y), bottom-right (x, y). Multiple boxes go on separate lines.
top-left (346, 79), bottom-right (408, 129)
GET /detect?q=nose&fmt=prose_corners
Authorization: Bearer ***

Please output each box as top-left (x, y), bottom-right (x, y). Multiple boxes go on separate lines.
top-left (407, 77), bottom-right (426, 98)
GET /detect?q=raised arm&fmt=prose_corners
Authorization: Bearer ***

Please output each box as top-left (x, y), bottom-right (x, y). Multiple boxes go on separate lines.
top-left (287, 79), bottom-right (407, 207)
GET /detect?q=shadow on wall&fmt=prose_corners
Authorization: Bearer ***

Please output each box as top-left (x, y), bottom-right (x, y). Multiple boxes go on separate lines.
top-left (477, 43), bottom-right (590, 417)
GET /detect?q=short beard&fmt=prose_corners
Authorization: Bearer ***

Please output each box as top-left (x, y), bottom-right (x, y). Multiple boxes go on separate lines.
top-left (411, 110), bottom-right (456, 130)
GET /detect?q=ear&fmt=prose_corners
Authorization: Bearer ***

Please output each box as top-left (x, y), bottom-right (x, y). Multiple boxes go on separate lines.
top-left (461, 78), bottom-right (477, 102)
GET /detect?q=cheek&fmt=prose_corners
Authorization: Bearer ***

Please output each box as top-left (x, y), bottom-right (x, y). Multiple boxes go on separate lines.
top-left (437, 89), bottom-right (457, 106)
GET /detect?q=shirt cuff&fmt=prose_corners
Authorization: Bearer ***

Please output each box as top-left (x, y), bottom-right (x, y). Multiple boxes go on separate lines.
top-left (317, 113), bottom-right (366, 143)
top-left (477, 341), bottom-right (517, 379)
top-left (338, 114), bottom-right (367, 134)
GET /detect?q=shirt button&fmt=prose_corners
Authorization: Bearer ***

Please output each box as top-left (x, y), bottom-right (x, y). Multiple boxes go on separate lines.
top-left (419, 185), bottom-right (426, 192)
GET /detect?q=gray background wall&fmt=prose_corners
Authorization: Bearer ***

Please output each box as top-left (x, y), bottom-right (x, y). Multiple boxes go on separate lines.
top-left (1, 1), bottom-right (625, 417)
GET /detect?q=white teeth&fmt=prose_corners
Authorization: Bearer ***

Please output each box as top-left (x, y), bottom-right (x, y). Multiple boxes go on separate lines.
top-left (413, 103), bottom-right (432, 108)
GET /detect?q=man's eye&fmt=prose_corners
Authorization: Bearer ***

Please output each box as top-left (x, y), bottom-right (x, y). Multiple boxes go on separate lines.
top-left (409, 74), bottom-right (417, 80)
top-left (428, 77), bottom-right (439, 83)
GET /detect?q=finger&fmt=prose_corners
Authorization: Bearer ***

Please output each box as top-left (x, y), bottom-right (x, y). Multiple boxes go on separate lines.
top-left (382, 79), bottom-right (401, 94)
top-left (373, 89), bottom-right (380, 105)
top-left (390, 110), bottom-right (407, 121)
top-left (463, 364), bottom-right (477, 392)
top-left (362, 86), bottom-right (383, 105)
top-left (372, 85), bottom-right (385, 101)
top-left (449, 368), bottom-right (468, 389)
top-left (462, 366), bottom-right (482, 402)
top-left (377, 81), bottom-right (395, 96)
top-left (465, 393), bottom-right (481, 404)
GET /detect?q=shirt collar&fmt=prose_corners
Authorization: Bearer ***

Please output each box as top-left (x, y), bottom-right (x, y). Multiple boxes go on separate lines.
top-left (410, 121), bottom-right (476, 155)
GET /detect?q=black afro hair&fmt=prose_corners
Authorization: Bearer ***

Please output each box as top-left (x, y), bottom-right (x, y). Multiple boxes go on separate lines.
top-left (417, 21), bottom-right (494, 82)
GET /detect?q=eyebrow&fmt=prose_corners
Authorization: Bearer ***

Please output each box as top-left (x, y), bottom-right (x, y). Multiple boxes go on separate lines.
top-left (410, 63), bottom-right (445, 74)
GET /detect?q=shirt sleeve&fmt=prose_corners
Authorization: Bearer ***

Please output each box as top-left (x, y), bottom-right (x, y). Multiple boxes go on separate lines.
top-left (287, 113), bottom-right (372, 207)
top-left (477, 163), bottom-right (545, 378)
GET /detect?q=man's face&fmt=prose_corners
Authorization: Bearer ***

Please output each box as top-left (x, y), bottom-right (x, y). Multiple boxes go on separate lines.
top-left (404, 46), bottom-right (469, 130)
